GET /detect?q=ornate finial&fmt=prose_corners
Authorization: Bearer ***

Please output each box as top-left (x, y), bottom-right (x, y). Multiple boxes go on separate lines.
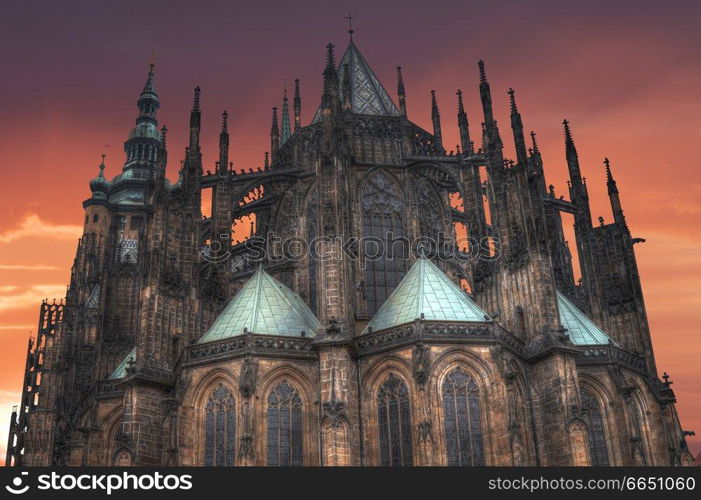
top-left (271, 106), bottom-right (278, 130)
top-left (530, 130), bottom-right (539, 153)
top-left (430, 90), bottom-right (438, 110)
top-left (563, 119), bottom-right (572, 140)
top-left (478, 60), bottom-right (487, 84)
top-left (100, 153), bottom-right (106, 169)
top-left (160, 125), bottom-right (168, 147)
top-left (264, 151), bottom-right (270, 169)
top-left (345, 12), bottom-right (354, 41)
top-left (508, 88), bottom-right (517, 114)
top-left (148, 49), bottom-right (156, 71)
top-left (294, 78), bottom-right (300, 97)
top-left (221, 111), bottom-right (228, 133)
top-left (456, 89), bottom-right (465, 113)
top-left (192, 86), bottom-right (201, 112)
top-left (604, 156), bottom-right (612, 178)
top-left (326, 43), bottom-right (335, 68)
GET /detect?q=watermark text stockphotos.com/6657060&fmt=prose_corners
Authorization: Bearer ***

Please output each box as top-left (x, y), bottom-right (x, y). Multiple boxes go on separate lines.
top-left (200, 231), bottom-right (502, 267)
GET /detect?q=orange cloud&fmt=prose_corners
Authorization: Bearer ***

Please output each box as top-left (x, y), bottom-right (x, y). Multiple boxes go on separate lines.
top-left (0, 214), bottom-right (82, 243)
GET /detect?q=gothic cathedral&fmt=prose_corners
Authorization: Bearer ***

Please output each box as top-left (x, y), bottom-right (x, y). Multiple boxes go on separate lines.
top-left (5, 37), bottom-right (693, 467)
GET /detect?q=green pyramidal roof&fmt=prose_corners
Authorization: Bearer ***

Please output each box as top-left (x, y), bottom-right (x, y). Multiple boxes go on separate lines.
top-left (557, 290), bottom-right (615, 346)
top-left (108, 347), bottom-right (136, 380)
top-left (363, 258), bottom-right (489, 334)
top-left (197, 267), bottom-right (320, 343)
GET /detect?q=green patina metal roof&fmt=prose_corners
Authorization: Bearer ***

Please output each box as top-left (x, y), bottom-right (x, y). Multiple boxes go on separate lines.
top-left (197, 267), bottom-right (320, 343)
top-left (556, 290), bottom-right (615, 345)
top-left (108, 347), bottom-right (136, 380)
top-left (362, 258), bottom-right (489, 334)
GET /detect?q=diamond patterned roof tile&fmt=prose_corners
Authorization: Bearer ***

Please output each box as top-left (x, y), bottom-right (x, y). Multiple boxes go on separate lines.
top-left (313, 41), bottom-right (400, 123)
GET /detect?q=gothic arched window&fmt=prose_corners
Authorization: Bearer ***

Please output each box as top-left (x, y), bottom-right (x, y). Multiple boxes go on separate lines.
top-left (267, 380), bottom-right (303, 466)
top-left (204, 384), bottom-right (236, 466)
top-left (377, 374), bottom-right (413, 466)
top-left (581, 389), bottom-right (610, 466)
top-left (361, 174), bottom-right (407, 315)
top-left (442, 368), bottom-right (485, 466)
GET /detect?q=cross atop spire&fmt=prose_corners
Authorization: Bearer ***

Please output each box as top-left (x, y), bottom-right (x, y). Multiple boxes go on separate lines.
top-left (345, 12), bottom-right (354, 41)
top-left (148, 49), bottom-right (156, 71)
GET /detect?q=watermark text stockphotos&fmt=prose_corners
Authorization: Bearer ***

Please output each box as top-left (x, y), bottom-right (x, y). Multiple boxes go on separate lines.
top-left (4, 471), bottom-right (192, 495)
top-left (201, 231), bottom-right (502, 266)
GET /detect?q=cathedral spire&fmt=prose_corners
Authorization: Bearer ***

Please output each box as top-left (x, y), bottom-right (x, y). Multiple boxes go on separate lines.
top-left (508, 88), bottom-right (528, 166)
top-left (431, 90), bottom-right (443, 150)
top-left (270, 106), bottom-right (280, 155)
top-left (456, 89), bottom-right (472, 154)
top-left (605, 157), bottom-right (626, 227)
top-left (478, 60), bottom-right (503, 159)
top-left (218, 111), bottom-right (229, 175)
top-left (321, 43), bottom-right (340, 115)
top-left (293, 79), bottom-right (301, 131)
top-left (281, 87), bottom-right (291, 144)
top-left (563, 119), bottom-right (581, 183)
top-left (189, 86), bottom-right (201, 152)
top-left (397, 66), bottom-right (407, 117)
top-left (123, 61), bottom-right (162, 171)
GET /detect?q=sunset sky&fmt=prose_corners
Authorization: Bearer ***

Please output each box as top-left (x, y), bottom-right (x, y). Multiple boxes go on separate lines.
top-left (0, 0), bottom-right (699, 460)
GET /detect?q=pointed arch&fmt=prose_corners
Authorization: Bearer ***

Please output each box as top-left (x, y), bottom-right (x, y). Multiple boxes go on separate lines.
top-left (441, 367), bottom-right (485, 465)
top-left (266, 379), bottom-right (304, 466)
top-left (376, 373), bottom-right (414, 466)
top-left (359, 171), bottom-right (407, 315)
top-left (203, 383), bottom-right (237, 466)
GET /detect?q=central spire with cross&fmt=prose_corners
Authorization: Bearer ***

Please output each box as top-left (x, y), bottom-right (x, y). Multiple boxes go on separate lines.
top-left (346, 12), bottom-right (354, 41)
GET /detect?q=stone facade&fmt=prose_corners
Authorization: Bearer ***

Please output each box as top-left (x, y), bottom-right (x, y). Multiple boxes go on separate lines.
top-left (5, 38), bottom-right (694, 467)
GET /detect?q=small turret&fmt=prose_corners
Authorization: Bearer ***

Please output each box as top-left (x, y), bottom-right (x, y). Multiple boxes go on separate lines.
top-left (605, 157), bottom-right (627, 228)
top-left (508, 88), bottom-right (528, 167)
top-left (218, 111), bottom-right (229, 175)
top-left (89, 154), bottom-right (111, 198)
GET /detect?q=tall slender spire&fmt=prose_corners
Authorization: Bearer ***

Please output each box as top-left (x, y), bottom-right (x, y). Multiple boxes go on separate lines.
top-left (563, 119), bottom-right (581, 183)
top-left (189, 86), bottom-right (201, 151)
top-left (456, 89), bottom-right (472, 154)
top-left (477, 60), bottom-right (502, 159)
top-left (270, 106), bottom-right (280, 155)
top-left (281, 88), bottom-right (291, 144)
top-left (604, 157), bottom-right (626, 227)
top-left (293, 79), bottom-right (301, 131)
top-left (508, 88), bottom-right (528, 166)
top-left (431, 90), bottom-right (443, 150)
top-left (124, 61), bottom-right (161, 171)
top-left (321, 43), bottom-right (339, 115)
top-left (218, 111), bottom-right (229, 174)
top-left (397, 66), bottom-right (407, 117)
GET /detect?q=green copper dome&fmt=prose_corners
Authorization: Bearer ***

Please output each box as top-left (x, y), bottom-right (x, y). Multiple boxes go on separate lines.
top-left (197, 267), bottom-right (320, 343)
top-left (557, 290), bottom-right (616, 346)
top-left (362, 257), bottom-right (489, 334)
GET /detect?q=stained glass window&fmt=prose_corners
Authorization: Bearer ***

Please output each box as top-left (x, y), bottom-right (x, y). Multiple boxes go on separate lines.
top-left (267, 380), bottom-right (303, 466)
top-left (361, 174), bottom-right (406, 315)
top-left (442, 368), bottom-right (484, 466)
top-left (204, 384), bottom-right (236, 466)
top-left (377, 374), bottom-right (413, 466)
top-left (581, 389), bottom-right (609, 466)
